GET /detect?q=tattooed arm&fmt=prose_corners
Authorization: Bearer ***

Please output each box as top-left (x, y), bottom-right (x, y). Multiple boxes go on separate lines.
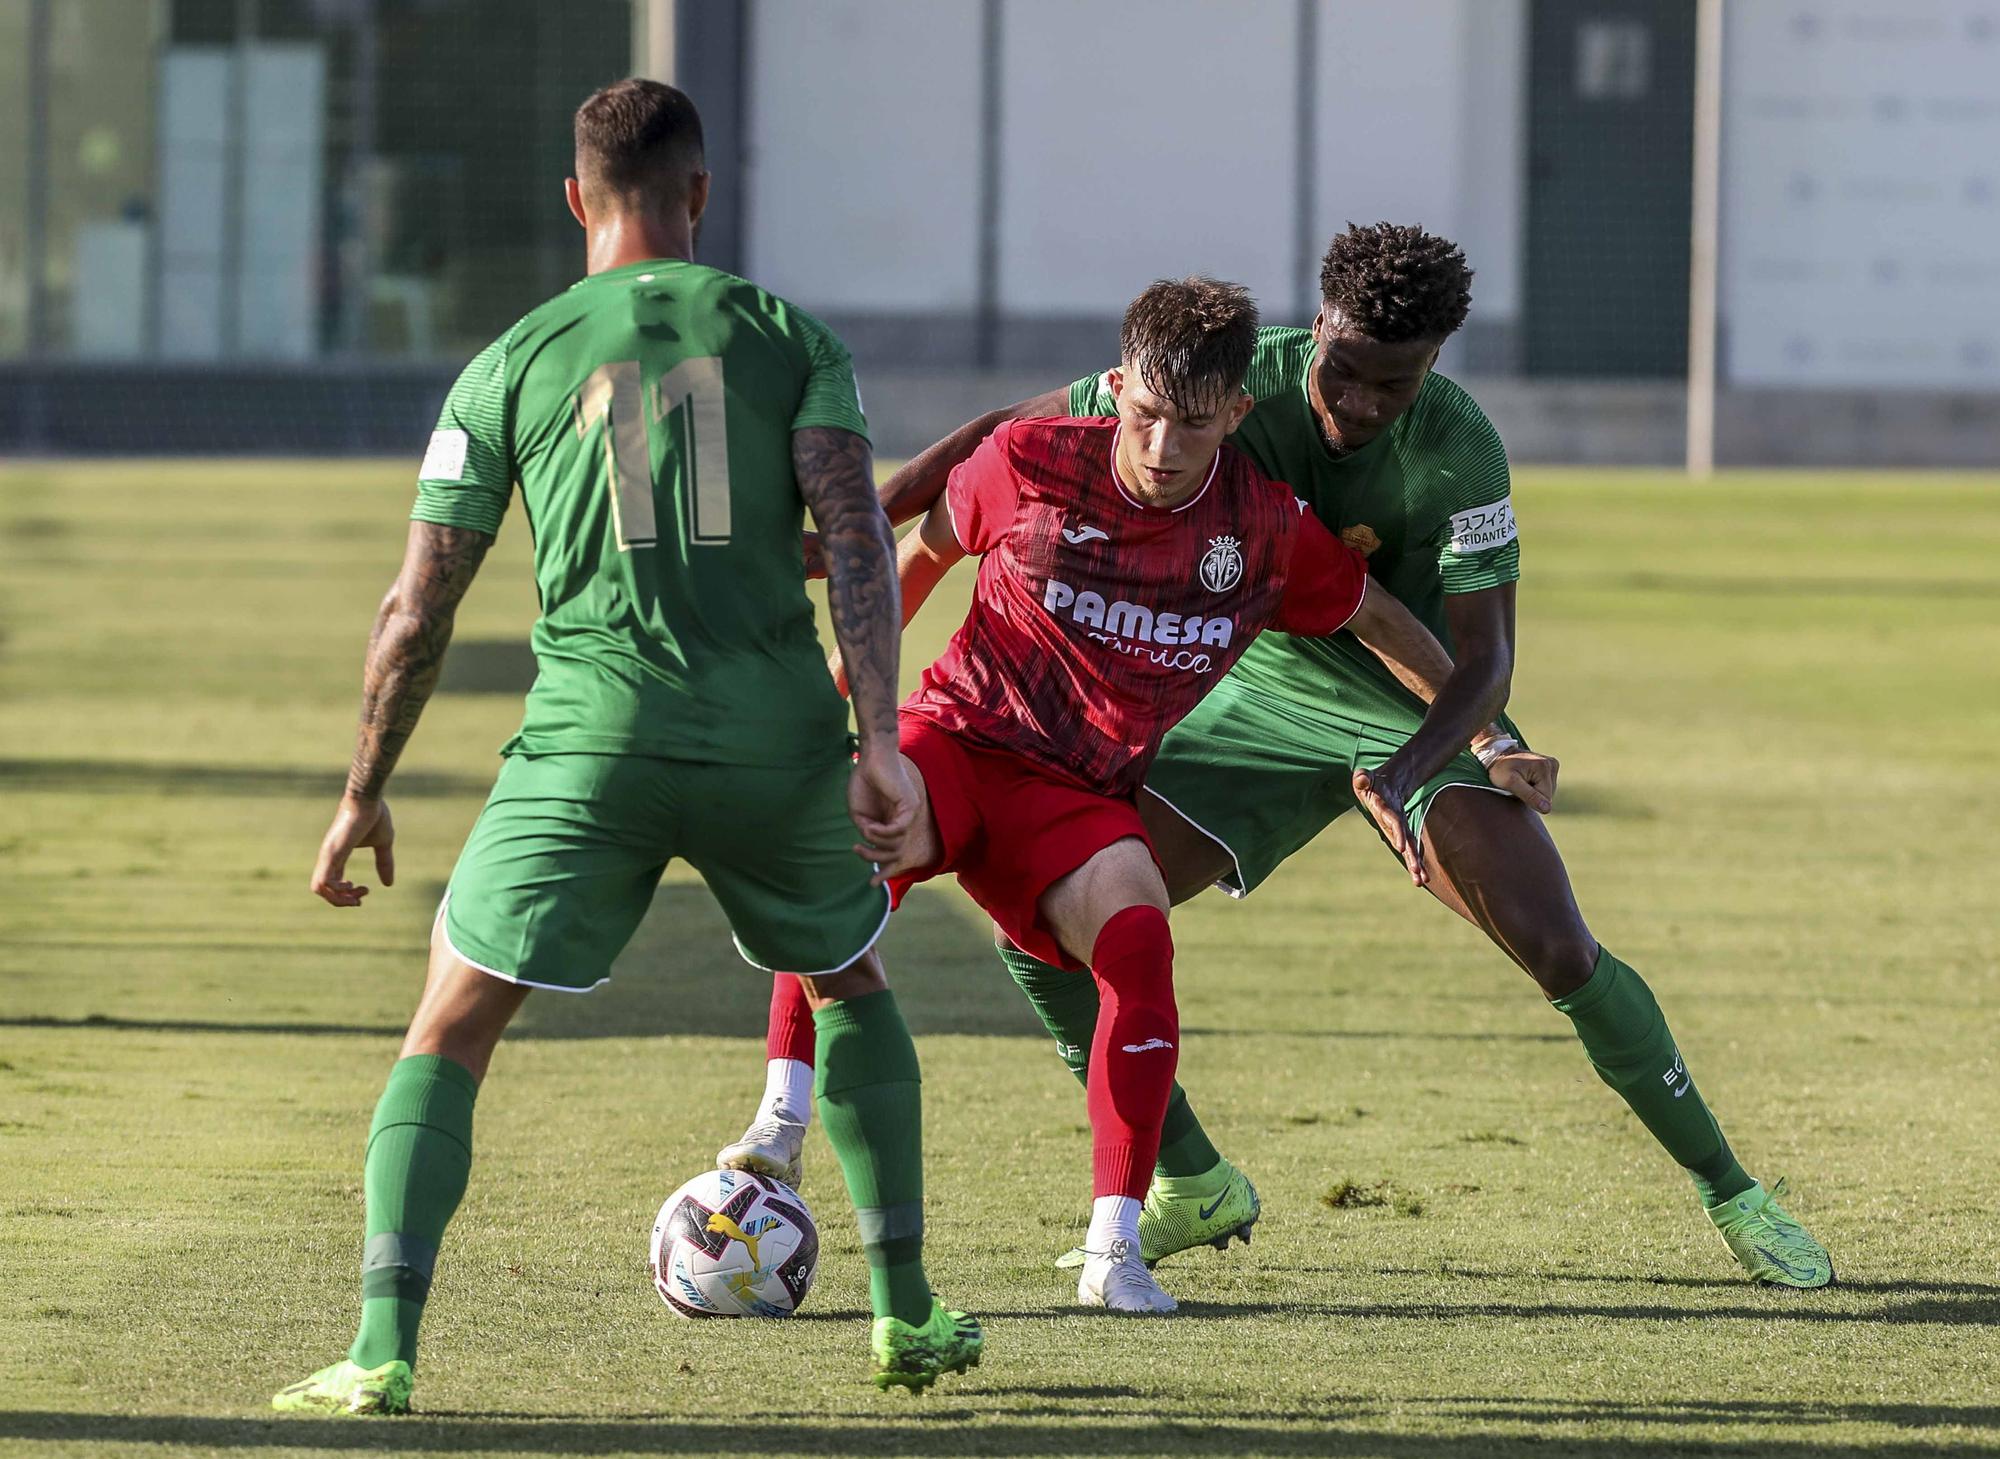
top-left (801, 387), bottom-right (1067, 577)
top-left (310, 521), bottom-right (491, 907)
top-left (793, 425), bottom-right (921, 869)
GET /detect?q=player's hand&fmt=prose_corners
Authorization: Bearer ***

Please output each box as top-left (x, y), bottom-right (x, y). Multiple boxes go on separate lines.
top-left (826, 647), bottom-right (850, 698)
top-left (849, 745), bottom-right (923, 883)
top-left (1487, 749), bottom-right (1558, 814)
top-left (1351, 765), bottom-right (1428, 888)
top-left (801, 529), bottom-right (827, 580)
top-left (310, 793), bottom-right (396, 907)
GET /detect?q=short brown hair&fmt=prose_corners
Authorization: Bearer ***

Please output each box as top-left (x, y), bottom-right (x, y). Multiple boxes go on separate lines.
top-left (1119, 277), bottom-right (1259, 414)
top-left (574, 78), bottom-right (705, 210)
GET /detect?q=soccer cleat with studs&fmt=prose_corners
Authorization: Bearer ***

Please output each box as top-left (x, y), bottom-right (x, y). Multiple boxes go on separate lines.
top-left (1707, 1177), bottom-right (1835, 1289)
top-left (271, 1358), bottom-right (413, 1416)
top-left (1056, 1158), bottom-right (1260, 1270)
top-left (870, 1298), bottom-right (983, 1393)
top-left (1077, 1237), bottom-right (1179, 1314)
top-left (716, 1117), bottom-right (806, 1189)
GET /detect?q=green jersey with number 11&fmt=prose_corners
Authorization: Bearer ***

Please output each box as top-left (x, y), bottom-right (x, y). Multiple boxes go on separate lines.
top-left (412, 258), bottom-right (865, 766)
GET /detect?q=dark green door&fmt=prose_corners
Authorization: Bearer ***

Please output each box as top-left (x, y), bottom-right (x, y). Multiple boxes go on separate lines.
top-left (1525, 0), bottom-right (1696, 377)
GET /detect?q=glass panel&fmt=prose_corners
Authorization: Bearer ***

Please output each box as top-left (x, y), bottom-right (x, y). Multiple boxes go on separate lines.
top-left (46, 0), bottom-right (162, 358)
top-left (7, 0), bottom-right (632, 362)
top-left (0, 5), bottom-right (29, 357)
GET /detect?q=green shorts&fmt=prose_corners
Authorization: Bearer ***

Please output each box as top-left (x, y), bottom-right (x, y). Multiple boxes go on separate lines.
top-left (1141, 677), bottom-right (1517, 897)
top-left (439, 751), bottom-right (889, 991)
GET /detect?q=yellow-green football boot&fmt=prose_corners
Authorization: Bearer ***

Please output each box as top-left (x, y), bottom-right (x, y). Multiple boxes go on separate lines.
top-left (271, 1358), bottom-right (413, 1416)
top-left (1056, 1158), bottom-right (1260, 1270)
top-left (1708, 1178), bottom-right (1834, 1288)
top-left (870, 1298), bottom-right (983, 1393)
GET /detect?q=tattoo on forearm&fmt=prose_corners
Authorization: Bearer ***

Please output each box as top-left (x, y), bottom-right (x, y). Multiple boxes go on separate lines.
top-left (346, 522), bottom-right (491, 799)
top-left (795, 427), bottom-right (901, 747)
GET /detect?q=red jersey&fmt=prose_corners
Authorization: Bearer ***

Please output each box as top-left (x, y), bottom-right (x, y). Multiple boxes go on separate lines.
top-left (903, 416), bottom-right (1369, 797)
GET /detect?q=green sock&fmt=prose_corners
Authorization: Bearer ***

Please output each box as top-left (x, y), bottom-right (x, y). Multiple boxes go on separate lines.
top-left (1553, 948), bottom-right (1753, 1207)
top-left (348, 1054), bottom-right (478, 1371)
top-left (996, 940), bottom-right (1220, 1180)
top-left (813, 989), bottom-right (931, 1326)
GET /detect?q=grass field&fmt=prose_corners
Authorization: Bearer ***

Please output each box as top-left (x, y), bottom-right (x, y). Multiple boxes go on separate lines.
top-left (3, 460), bottom-right (1998, 1459)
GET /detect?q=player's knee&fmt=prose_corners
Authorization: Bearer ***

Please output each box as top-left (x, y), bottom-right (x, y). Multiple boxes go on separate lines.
top-left (1091, 902), bottom-right (1171, 961)
top-left (1088, 906), bottom-right (1176, 1008)
top-left (1519, 927), bottom-right (1598, 999)
top-left (798, 953), bottom-right (888, 1009)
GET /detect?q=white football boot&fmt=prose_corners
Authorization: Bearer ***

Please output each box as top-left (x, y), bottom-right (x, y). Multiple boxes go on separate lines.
top-left (715, 1118), bottom-right (805, 1188)
top-left (1077, 1237), bottom-right (1178, 1314)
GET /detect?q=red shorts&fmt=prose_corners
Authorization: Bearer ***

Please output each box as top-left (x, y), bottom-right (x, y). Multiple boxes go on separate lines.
top-left (891, 715), bottom-right (1154, 970)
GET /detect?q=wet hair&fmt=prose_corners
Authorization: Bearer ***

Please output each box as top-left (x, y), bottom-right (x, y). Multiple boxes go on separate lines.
top-left (1118, 276), bottom-right (1259, 415)
top-left (573, 78), bottom-right (705, 210)
top-left (1318, 222), bottom-right (1472, 343)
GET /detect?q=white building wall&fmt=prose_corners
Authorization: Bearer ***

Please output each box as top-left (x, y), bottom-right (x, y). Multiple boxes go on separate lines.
top-left (742, 0), bottom-right (1529, 348)
top-left (1313, 0), bottom-right (1525, 356)
top-left (995, 0), bottom-right (1297, 315)
top-left (1722, 0), bottom-right (2000, 389)
top-left (744, 0), bottom-right (982, 311)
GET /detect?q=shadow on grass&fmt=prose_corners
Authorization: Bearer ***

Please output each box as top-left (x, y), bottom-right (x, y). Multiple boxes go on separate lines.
top-left (1375, 1268), bottom-right (2000, 1300)
top-left (2, 884), bottom-right (1037, 1043)
top-left (0, 1013), bottom-right (405, 1037)
top-left (0, 758), bottom-right (490, 799)
top-left (3, 1411), bottom-right (1994, 1457)
top-left (1429, 1394), bottom-right (2000, 1431)
top-left (1182, 1025), bottom-right (1570, 1043)
top-left (509, 882), bottom-right (1039, 1042)
top-left (1164, 1291), bottom-right (2000, 1327)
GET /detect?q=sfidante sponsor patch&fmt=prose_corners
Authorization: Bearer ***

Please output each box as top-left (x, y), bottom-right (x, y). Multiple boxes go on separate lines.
top-left (1448, 500), bottom-right (1518, 554)
top-left (419, 429), bottom-right (469, 482)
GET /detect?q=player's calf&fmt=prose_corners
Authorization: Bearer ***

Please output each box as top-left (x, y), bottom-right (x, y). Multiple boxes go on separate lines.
top-left (1038, 856), bottom-right (1184, 1313)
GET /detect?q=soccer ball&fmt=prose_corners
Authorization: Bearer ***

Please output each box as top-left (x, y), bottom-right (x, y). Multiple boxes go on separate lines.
top-left (649, 1168), bottom-right (820, 1318)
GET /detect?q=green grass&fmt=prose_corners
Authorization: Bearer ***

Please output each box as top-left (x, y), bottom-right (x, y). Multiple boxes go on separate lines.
top-left (2, 461), bottom-right (1998, 1458)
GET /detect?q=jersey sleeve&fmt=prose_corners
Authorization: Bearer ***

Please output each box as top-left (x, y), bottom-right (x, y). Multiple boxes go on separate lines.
top-left (1420, 382), bottom-right (1519, 594)
top-left (789, 308), bottom-right (870, 441)
top-left (943, 421), bottom-right (1023, 554)
top-left (411, 333), bottom-right (515, 537)
top-left (1275, 504), bottom-right (1370, 635)
top-left (1066, 368), bottom-right (1116, 418)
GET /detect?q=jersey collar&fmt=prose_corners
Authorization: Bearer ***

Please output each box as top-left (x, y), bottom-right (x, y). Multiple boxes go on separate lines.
top-left (572, 258), bottom-right (696, 289)
top-left (1107, 426), bottom-right (1220, 514)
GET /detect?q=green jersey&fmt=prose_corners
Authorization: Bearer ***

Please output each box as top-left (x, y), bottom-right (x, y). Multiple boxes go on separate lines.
top-left (413, 259), bottom-right (867, 766)
top-left (1070, 326), bottom-right (1517, 726)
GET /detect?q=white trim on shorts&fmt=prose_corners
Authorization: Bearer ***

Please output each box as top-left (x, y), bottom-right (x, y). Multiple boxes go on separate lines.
top-left (1412, 779), bottom-right (1515, 841)
top-left (729, 882), bottom-right (894, 977)
top-left (1139, 785), bottom-right (1250, 900)
top-left (432, 891), bottom-right (611, 994)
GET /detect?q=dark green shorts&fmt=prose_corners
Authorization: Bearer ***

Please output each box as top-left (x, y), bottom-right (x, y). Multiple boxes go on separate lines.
top-left (1141, 678), bottom-right (1514, 896)
top-left (439, 752), bottom-right (889, 991)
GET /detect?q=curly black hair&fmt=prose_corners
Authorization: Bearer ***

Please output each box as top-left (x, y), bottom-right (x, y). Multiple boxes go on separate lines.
top-left (1119, 276), bottom-right (1259, 413)
top-left (1318, 222), bottom-right (1472, 343)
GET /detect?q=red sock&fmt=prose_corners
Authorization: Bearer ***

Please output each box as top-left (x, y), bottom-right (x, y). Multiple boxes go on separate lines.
top-left (765, 972), bottom-right (817, 1065)
top-left (1085, 905), bottom-right (1179, 1201)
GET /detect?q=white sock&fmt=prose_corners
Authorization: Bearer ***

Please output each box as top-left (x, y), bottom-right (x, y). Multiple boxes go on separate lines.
top-left (759, 1058), bottom-right (814, 1127)
top-left (1085, 1194), bottom-right (1142, 1255)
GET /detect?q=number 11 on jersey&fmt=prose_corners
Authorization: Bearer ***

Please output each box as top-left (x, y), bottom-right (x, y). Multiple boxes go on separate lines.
top-left (574, 357), bottom-right (733, 551)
